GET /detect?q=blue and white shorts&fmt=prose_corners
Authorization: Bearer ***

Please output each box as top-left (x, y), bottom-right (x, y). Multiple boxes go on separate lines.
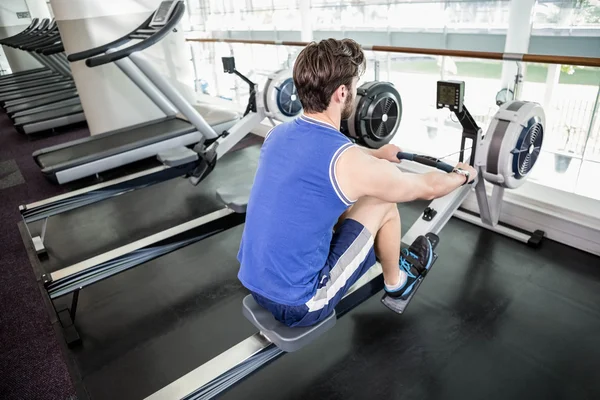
top-left (251, 218), bottom-right (377, 327)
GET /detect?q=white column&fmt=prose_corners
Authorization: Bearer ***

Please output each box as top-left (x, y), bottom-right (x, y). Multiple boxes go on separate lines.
top-left (543, 64), bottom-right (561, 110)
top-left (299, 0), bottom-right (312, 42)
top-left (0, 0), bottom-right (49, 72)
top-left (500, 0), bottom-right (536, 93)
top-left (25, 0), bottom-right (51, 18)
top-left (50, 0), bottom-right (197, 135)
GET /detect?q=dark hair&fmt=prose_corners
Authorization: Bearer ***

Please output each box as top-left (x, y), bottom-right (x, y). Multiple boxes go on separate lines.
top-left (293, 38), bottom-right (365, 114)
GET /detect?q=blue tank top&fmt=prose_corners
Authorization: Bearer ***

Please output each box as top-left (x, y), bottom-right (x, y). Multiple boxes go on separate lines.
top-left (237, 115), bottom-right (356, 306)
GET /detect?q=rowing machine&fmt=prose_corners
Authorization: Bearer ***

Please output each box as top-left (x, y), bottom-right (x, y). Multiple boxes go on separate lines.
top-left (144, 80), bottom-right (547, 400)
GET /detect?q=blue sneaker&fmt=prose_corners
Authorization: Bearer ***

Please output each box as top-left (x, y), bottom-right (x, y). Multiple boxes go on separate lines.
top-left (385, 235), bottom-right (434, 299)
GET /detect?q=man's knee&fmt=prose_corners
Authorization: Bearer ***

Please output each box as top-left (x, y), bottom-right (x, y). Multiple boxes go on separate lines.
top-left (343, 197), bottom-right (398, 235)
top-left (385, 203), bottom-right (400, 223)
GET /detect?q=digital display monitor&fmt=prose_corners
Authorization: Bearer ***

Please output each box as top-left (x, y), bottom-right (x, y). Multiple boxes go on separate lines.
top-left (436, 80), bottom-right (464, 112)
top-left (438, 84), bottom-right (456, 106)
top-left (151, 1), bottom-right (176, 26)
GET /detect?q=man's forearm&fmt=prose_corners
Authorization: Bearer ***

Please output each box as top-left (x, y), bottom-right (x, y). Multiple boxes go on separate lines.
top-left (425, 170), bottom-right (468, 199)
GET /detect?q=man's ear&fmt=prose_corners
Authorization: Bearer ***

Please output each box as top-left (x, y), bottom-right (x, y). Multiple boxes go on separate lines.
top-left (334, 84), bottom-right (346, 104)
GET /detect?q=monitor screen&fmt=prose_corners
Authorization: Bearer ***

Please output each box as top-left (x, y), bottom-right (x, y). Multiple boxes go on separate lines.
top-left (151, 1), bottom-right (175, 25)
top-left (438, 84), bottom-right (456, 106)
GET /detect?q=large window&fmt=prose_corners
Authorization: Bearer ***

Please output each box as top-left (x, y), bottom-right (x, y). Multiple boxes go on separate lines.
top-left (185, 0), bottom-right (600, 38)
top-left (521, 65), bottom-right (600, 197)
top-left (183, 0), bottom-right (600, 201)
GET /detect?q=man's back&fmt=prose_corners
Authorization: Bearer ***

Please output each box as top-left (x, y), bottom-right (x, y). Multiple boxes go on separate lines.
top-left (237, 115), bottom-right (355, 306)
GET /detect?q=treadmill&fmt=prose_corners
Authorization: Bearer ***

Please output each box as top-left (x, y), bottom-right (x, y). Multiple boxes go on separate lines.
top-left (4, 25), bottom-right (80, 119)
top-left (0, 20), bottom-right (85, 134)
top-left (19, 0), bottom-right (271, 346)
top-left (0, 20), bottom-right (76, 103)
top-left (0, 19), bottom-right (55, 85)
top-left (32, 6), bottom-right (240, 184)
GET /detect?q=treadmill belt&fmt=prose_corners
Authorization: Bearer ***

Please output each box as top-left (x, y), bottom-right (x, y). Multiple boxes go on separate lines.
top-left (15, 104), bottom-right (82, 126)
top-left (13, 97), bottom-right (80, 118)
top-left (35, 118), bottom-right (196, 169)
top-left (8, 90), bottom-right (77, 114)
top-left (0, 82), bottom-right (75, 101)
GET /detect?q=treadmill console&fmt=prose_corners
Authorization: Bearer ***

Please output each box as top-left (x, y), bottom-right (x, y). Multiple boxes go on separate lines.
top-left (436, 80), bottom-right (464, 113)
top-left (150, 1), bottom-right (177, 27)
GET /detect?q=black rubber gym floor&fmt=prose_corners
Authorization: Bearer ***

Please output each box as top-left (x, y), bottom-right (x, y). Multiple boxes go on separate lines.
top-left (20, 144), bottom-right (600, 400)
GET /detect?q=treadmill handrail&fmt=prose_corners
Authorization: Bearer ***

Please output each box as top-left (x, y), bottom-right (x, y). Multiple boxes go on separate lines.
top-left (41, 43), bottom-right (65, 56)
top-left (4, 19), bottom-right (50, 48)
top-left (13, 23), bottom-right (54, 49)
top-left (85, 2), bottom-right (185, 68)
top-left (0, 18), bottom-right (40, 45)
top-left (66, 14), bottom-right (154, 62)
top-left (21, 30), bottom-right (61, 51)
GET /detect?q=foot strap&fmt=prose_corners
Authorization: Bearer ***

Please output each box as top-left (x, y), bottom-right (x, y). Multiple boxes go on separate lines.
top-left (404, 252), bottom-right (428, 277)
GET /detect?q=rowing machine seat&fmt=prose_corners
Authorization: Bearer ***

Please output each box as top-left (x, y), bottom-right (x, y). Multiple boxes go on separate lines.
top-left (242, 294), bottom-right (336, 352)
top-left (216, 184), bottom-right (252, 213)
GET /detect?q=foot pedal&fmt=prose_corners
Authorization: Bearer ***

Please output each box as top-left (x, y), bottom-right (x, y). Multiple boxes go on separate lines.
top-left (381, 233), bottom-right (439, 315)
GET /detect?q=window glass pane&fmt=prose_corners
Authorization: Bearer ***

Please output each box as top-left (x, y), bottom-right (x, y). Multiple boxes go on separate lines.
top-left (388, 3), bottom-right (447, 29)
top-left (250, 0), bottom-right (274, 10)
top-left (244, 10), bottom-right (274, 30)
top-left (521, 65), bottom-right (599, 191)
top-left (445, 0), bottom-right (510, 29)
top-left (273, 9), bottom-right (301, 30)
top-left (534, 0), bottom-right (600, 28)
top-left (311, 0), bottom-right (344, 7)
top-left (576, 160), bottom-right (600, 200)
top-left (584, 93), bottom-right (600, 162)
top-left (527, 152), bottom-right (581, 193)
top-left (273, 0), bottom-right (298, 9)
top-left (386, 56), bottom-right (452, 157)
top-left (311, 6), bottom-right (342, 30)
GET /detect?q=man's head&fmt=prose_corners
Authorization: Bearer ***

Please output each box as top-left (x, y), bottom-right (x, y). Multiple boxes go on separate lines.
top-left (293, 38), bottom-right (365, 120)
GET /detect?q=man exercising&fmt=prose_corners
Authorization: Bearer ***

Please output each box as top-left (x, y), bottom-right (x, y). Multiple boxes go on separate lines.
top-left (238, 38), bottom-right (477, 327)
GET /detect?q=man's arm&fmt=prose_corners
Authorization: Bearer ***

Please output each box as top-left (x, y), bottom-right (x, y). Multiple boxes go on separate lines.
top-left (357, 145), bottom-right (388, 159)
top-left (336, 146), bottom-right (474, 204)
top-left (357, 146), bottom-right (379, 157)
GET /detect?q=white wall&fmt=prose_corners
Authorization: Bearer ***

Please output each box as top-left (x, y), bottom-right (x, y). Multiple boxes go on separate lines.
top-left (50, 0), bottom-right (197, 135)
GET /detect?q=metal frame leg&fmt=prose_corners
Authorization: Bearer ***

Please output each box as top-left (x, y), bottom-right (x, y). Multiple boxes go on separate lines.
top-left (54, 289), bottom-right (82, 347)
top-left (215, 110), bottom-right (265, 159)
top-left (32, 217), bottom-right (48, 255)
top-left (70, 290), bottom-right (80, 322)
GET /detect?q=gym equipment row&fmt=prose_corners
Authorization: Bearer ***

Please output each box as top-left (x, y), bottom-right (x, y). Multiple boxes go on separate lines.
top-left (18, 0), bottom-right (307, 345)
top-left (13, 1), bottom-right (548, 394)
top-left (144, 80), bottom-right (546, 400)
top-left (19, 1), bottom-right (409, 346)
top-left (30, 2), bottom-right (401, 185)
top-left (30, 4), bottom-right (237, 185)
top-left (0, 18), bottom-right (84, 134)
